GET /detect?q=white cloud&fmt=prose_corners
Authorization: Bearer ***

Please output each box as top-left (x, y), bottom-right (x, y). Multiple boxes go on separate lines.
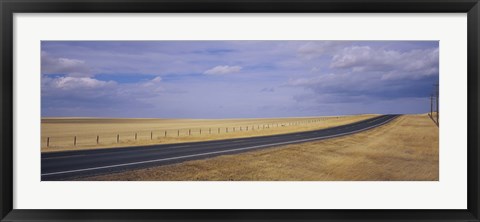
top-left (203, 65), bottom-right (242, 75)
top-left (297, 42), bottom-right (344, 59)
top-left (51, 77), bottom-right (115, 90)
top-left (41, 52), bottom-right (92, 77)
top-left (330, 46), bottom-right (439, 80)
top-left (142, 76), bottom-right (164, 92)
top-left (151, 76), bottom-right (162, 83)
top-left (311, 67), bottom-right (320, 72)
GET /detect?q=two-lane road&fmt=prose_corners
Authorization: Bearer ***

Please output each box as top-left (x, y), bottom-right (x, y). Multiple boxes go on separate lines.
top-left (42, 114), bottom-right (400, 180)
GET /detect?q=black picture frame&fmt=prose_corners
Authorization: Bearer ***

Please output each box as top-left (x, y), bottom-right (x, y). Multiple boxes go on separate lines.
top-left (1, 0), bottom-right (479, 221)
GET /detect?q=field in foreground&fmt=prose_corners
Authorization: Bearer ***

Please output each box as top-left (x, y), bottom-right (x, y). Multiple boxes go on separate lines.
top-left (41, 114), bottom-right (377, 152)
top-left (83, 114), bottom-right (439, 181)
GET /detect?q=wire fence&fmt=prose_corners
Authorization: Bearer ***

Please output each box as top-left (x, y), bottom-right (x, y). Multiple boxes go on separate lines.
top-left (41, 116), bottom-right (344, 149)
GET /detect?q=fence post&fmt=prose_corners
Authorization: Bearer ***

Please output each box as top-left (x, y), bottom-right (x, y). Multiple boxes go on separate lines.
top-left (165, 131), bottom-right (167, 137)
top-left (135, 133), bottom-right (137, 141)
top-left (47, 137), bottom-right (50, 147)
top-left (200, 129), bottom-right (202, 135)
top-left (74, 136), bottom-right (77, 146)
top-left (226, 127), bottom-right (228, 133)
top-left (96, 135), bottom-right (99, 144)
top-left (178, 130), bottom-right (180, 136)
top-left (247, 126), bottom-right (248, 131)
top-left (209, 128), bottom-right (211, 134)
top-left (218, 128), bottom-right (220, 134)
top-left (117, 134), bottom-right (119, 143)
top-left (189, 129), bottom-right (191, 136)
top-left (151, 131), bottom-right (153, 140)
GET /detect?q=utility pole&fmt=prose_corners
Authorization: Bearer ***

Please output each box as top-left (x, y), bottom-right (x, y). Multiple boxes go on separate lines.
top-left (430, 93), bottom-right (433, 117)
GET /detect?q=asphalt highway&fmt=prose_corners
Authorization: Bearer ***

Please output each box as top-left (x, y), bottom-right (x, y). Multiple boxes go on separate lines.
top-left (41, 114), bottom-right (399, 180)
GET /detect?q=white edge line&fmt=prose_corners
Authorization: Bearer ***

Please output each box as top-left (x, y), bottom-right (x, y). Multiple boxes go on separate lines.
top-left (42, 116), bottom-right (397, 177)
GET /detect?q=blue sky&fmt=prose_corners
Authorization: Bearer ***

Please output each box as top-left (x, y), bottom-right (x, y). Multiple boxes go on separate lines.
top-left (41, 41), bottom-right (439, 118)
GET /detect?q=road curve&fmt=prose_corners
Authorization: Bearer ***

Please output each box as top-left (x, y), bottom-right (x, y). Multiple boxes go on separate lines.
top-left (41, 114), bottom-right (400, 180)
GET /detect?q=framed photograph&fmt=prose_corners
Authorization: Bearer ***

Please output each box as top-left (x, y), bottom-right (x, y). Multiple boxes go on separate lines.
top-left (1, 0), bottom-right (479, 221)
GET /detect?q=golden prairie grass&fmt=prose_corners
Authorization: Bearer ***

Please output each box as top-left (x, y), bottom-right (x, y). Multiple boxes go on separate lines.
top-left (41, 114), bottom-right (377, 152)
top-left (83, 114), bottom-right (439, 181)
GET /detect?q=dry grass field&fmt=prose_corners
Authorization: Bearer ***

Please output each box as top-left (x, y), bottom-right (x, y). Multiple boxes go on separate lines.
top-left (41, 114), bottom-right (377, 152)
top-left (83, 114), bottom-right (439, 181)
